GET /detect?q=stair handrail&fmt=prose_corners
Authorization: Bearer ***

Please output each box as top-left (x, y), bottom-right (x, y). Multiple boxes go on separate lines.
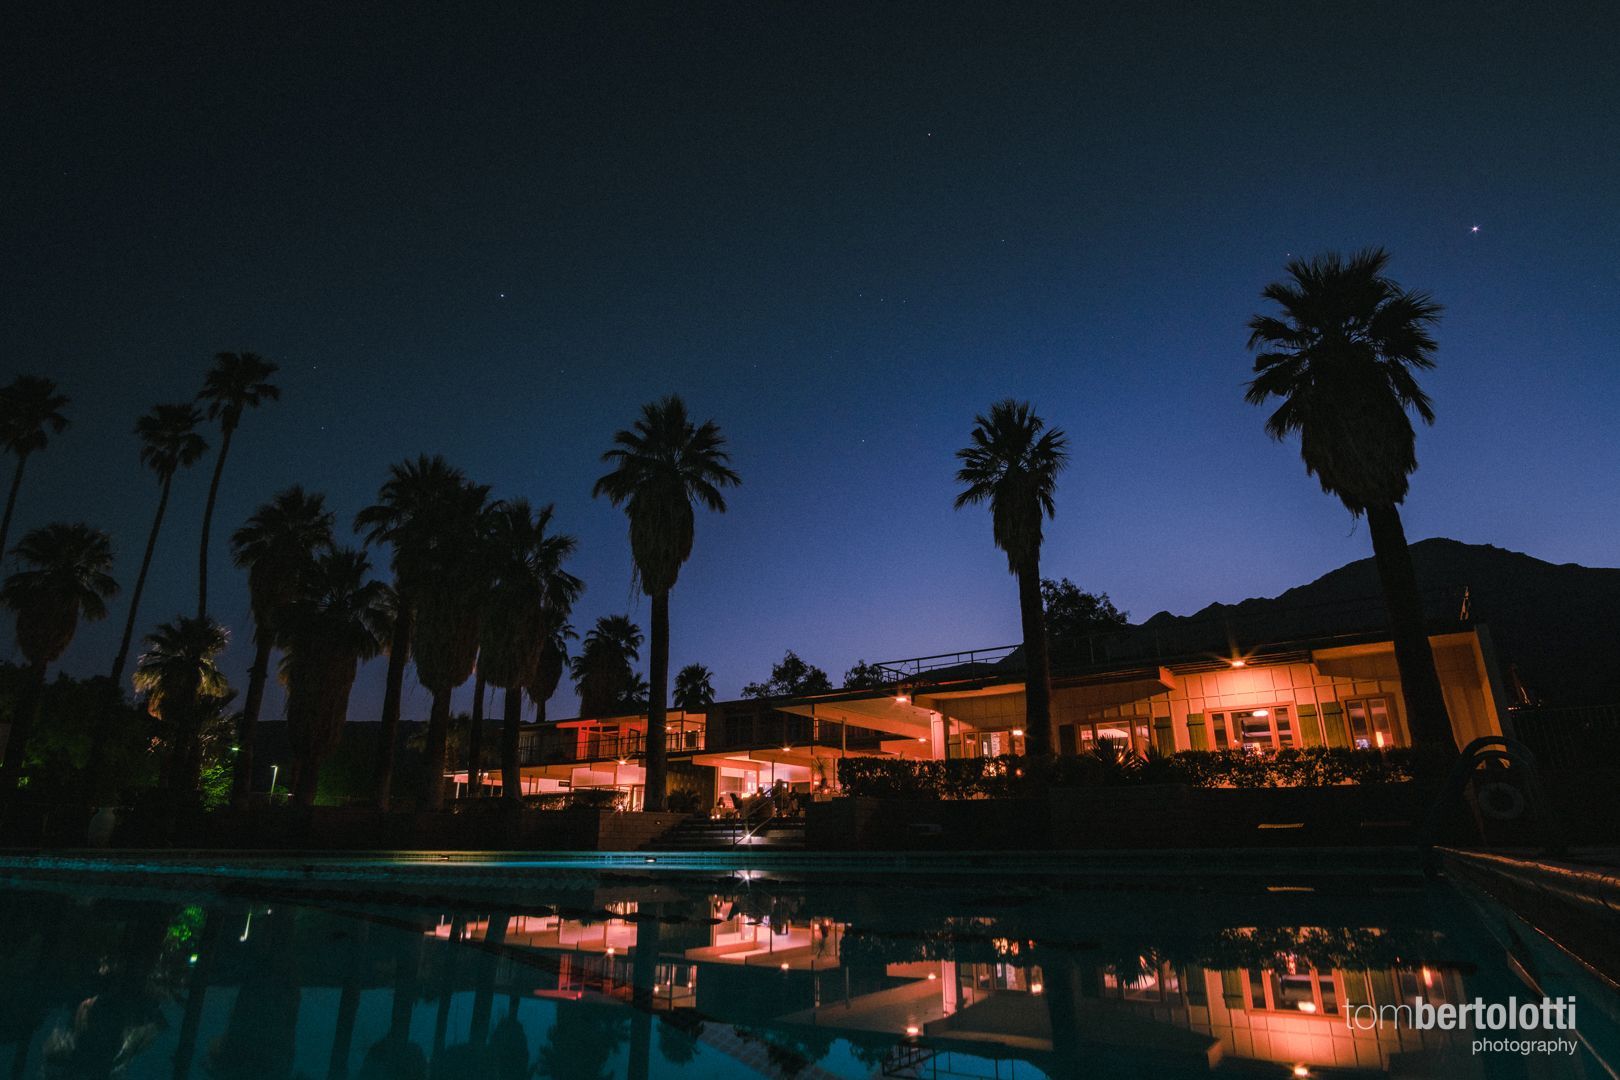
top-left (1420, 735), bottom-right (1565, 867)
top-left (734, 797), bottom-right (776, 846)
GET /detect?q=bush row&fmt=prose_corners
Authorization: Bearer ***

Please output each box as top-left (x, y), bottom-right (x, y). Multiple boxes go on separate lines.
top-left (836, 746), bottom-right (1422, 798)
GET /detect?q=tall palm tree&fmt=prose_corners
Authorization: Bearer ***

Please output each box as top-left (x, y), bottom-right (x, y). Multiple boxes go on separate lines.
top-left (672, 663), bottom-right (715, 713)
top-left (109, 404), bottom-right (208, 683)
top-left (1246, 248), bottom-right (1455, 751)
top-left (277, 548), bottom-right (392, 805)
top-left (405, 476), bottom-right (490, 810)
top-left (592, 396), bottom-right (739, 810)
top-left (355, 455), bottom-right (476, 810)
top-left (132, 616), bottom-right (230, 801)
top-left (570, 615), bottom-right (644, 719)
top-left (954, 400), bottom-right (1069, 757)
top-left (479, 501), bottom-right (582, 802)
top-left (0, 523), bottom-right (117, 794)
top-left (195, 352), bottom-right (280, 618)
top-left (0, 376), bottom-right (70, 562)
top-left (229, 487), bottom-right (335, 807)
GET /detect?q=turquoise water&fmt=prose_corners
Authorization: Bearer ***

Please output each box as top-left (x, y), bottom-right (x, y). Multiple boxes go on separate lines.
top-left (0, 855), bottom-right (1613, 1078)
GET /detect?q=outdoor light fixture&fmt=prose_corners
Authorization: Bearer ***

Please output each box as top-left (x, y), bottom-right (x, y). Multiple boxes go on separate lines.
top-left (1012, 728), bottom-right (1024, 737)
top-left (1231, 659), bottom-right (1246, 668)
top-left (895, 693), bottom-right (910, 704)
top-left (1293, 1067), bottom-right (1311, 1079)
top-left (1030, 981), bottom-right (1044, 994)
top-left (905, 1025), bottom-right (921, 1037)
top-left (780, 961), bottom-right (790, 971)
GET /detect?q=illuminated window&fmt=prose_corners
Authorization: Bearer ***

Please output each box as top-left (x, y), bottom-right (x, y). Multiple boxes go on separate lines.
top-left (1343, 696), bottom-right (1397, 749)
top-left (1211, 706), bottom-right (1295, 751)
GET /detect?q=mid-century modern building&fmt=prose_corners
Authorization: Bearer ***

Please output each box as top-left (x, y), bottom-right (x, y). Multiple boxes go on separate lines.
top-left (456, 590), bottom-right (1510, 809)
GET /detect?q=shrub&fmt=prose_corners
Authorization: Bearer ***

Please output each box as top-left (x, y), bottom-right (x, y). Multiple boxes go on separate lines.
top-left (835, 746), bottom-right (1416, 798)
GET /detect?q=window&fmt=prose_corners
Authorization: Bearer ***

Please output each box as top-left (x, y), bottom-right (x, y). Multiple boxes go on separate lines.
top-left (1210, 706), bottom-right (1295, 751)
top-left (1074, 718), bottom-right (1151, 756)
top-left (1343, 696), bottom-right (1397, 749)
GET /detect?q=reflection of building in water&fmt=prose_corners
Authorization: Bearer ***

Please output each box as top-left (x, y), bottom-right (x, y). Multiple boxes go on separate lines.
top-left (436, 906), bottom-right (1468, 1075)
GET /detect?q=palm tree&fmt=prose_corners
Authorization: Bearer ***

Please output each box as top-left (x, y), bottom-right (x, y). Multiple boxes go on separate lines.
top-left (528, 620), bottom-right (575, 724)
top-left (195, 352), bottom-right (280, 618)
top-left (132, 616), bottom-right (230, 801)
top-left (0, 523), bottom-right (117, 794)
top-left (592, 396), bottom-right (739, 810)
top-left (672, 663), bottom-right (715, 713)
top-left (570, 615), bottom-right (644, 719)
top-left (479, 501), bottom-right (582, 802)
top-left (278, 548), bottom-right (392, 805)
top-left (229, 488), bottom-right (335, 807)
top-left (109, 404), bottom-right (208, 683)
top-left (406, 476), bottom-right (490, 810)
top-left (1246, 248), bottom-right (1455, 751)
top-left (355, 455), bottom-right (477, 810)
top-left (954, 400), bottom-right (1069, 757)
top-left (0, 376), bottom-right (70, 562)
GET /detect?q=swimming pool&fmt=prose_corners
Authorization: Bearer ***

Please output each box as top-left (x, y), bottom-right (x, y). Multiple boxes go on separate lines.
top-left (0, 851), bottom-right (1613, 1078)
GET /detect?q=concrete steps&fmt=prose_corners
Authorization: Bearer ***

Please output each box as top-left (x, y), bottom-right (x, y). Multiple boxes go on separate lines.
top-left (647, 816), bottom-right (806, 851)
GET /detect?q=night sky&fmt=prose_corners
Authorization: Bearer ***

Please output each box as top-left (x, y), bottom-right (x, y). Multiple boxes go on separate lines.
top-left (4, 2), bottom-right (1617, 723)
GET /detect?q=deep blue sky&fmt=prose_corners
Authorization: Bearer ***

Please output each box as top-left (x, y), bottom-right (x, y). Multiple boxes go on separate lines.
top-left (4, 2), bottom-right (1617, 723)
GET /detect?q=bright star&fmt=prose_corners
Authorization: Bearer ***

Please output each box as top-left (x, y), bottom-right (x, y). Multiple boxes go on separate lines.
top-left (1470, 225), bottom-right (1480, 233)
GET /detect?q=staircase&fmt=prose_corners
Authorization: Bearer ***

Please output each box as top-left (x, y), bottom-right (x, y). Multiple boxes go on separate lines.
top-left (648, 814), bottom-right (806, 851)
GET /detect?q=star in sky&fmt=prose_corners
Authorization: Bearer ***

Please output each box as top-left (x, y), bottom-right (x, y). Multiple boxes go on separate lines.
top-left (1470, 225), bottom-right (1480, 233)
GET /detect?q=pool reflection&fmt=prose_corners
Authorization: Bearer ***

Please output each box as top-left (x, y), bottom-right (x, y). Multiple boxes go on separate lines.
top-left (0, 871), bottom-right (1602, 1078)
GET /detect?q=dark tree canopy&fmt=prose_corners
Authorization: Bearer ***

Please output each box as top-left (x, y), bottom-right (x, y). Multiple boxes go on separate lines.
top-left (743, 650), bottom-right (832, 699)
top-left (842, 660), bottom-right (890, 691)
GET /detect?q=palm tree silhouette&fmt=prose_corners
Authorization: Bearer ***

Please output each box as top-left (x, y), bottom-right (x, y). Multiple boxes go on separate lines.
top-left (570, 614), bottom-right (644, 719)
top-left (1246, 248), bottom-right (1455, 751)
top-left (109, 404), bottom-right (208, 683)
top-left (673, 663), bottom-right (715, 713)
top-left (134, 615), bottom-right (230, 800)
top-left (406, 476), bottom-right (491, 810)
top-left (0, 376), bottom-right (70, 563)
top-left (954, 400), bottom-right (1069, 757)
top-left (195, 351), bottom-right (280, 618)
top-left (480, 500), bottom-right (582, 801)
top-left (278, 547), bottom-right (392, 805)
top-left (355, 455), bottom-right (477, 810)
top-left (529, 619), bottom-right (575, 724)
top-left (0, 523), bottom-right (117, 794)
top-left (593, 396), bottom-right (739, 810)
top-left (229, 487), bottom-right (335, 807)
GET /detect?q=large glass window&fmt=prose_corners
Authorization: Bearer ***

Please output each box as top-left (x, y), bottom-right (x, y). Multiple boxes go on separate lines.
top-left (1344, 696), bottom-right (1397, 749)
top-left (1211, 706), bottom-right (1294, 751)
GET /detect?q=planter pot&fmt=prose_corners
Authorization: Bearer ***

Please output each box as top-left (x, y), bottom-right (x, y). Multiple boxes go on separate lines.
top-left (86, 805), bottom-right (120, 847)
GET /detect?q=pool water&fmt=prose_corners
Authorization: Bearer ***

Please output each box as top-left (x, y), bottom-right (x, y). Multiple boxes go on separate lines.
top-left (0, 857), bottom-right (1613, 1078)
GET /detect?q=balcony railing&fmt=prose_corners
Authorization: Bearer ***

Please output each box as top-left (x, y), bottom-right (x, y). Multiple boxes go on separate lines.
top-left (519, 727), bottom-right (705, 767)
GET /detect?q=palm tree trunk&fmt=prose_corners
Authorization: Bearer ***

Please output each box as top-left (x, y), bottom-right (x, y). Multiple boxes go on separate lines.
top-left (171, 905), bottom-right (222, 1080)
top-left (0, 661), bottom-right (46, 797)
top-left (501, 686), bottom-right (522, 802)
top-left (374, 602), bottom-right (413, 810)
top-left (1017, 564), bottom-right (1055, 756)
top-left (295, 753), bottom-right (321, 806)
top-left (232, 635), bottom-right (274, 810)
top-left (466, 671), bottom-right (486, 796)
top-left (1366, 503), bottom-right (1457, 752)
top-left (197, 425), bottom-right (234, 619)
top-left (0, 454), bottom-right (28, 566)
top-left (111, 477), bottom-right (172, 683)
top-left (423, 688), bottom-right (452, 811)
top-left (644, 590), bottom-right (670, 812)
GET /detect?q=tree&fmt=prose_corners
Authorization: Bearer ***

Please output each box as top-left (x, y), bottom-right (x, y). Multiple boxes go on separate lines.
top-left (0, 376), bottom-right (70, 563)
top-left (672, 663), bottom-right (715, 712)
top-left (405, 475), bottom-right (490, 810)
top-left (954, 400), bottom-right (1069, 756)
top-left (1041, 578), bottom-right (1128, 664)
top-left (110, 404), bottom-right (208, 683)
top-left (480, 500), bottom-right (582, 802)
top-left (229, 487), bottom-right (335, 807)
top-left (742, 651), bottom-right (832, 699)
top-left (569, 615), bottom-right (643, 718)
top-left (529, 621), bottom-right (575, 724)
top-left (0, 523), bottom-right (117, 795)
top-left (1246, 248), bottom-right (1455, 752)
top-left (133, 616), bottom-right (230, 801)
top-left (355, 455), bottom-right (476, 810)
top-left (842, 660), bottom-right (889, 691)
top-left (278, 548), bottom-right (392, 805)
top-left (195, 352), bottom-right (280, 618)
top-left (593, 396), bottom-right (739, 811)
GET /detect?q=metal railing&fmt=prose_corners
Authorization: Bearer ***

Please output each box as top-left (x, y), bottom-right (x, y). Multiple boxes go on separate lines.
top-left (518, 727), bottom-right (705, 767)
top-left (877, 586), bottom-right (1472, 684)
top-left (1510, 704), bottom-right (1620, 773)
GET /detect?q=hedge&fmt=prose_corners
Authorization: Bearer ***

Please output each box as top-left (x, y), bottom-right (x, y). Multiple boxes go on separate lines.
top-left (836, 746), bottom-right (1421, 798)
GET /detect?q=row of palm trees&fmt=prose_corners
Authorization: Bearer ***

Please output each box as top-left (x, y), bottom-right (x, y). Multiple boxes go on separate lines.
top-left (0, 246), bottom-right (1458, 816)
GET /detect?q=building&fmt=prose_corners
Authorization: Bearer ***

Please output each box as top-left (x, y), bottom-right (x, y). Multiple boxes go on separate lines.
top-left (466, 589), bottom-right (1509, 809)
